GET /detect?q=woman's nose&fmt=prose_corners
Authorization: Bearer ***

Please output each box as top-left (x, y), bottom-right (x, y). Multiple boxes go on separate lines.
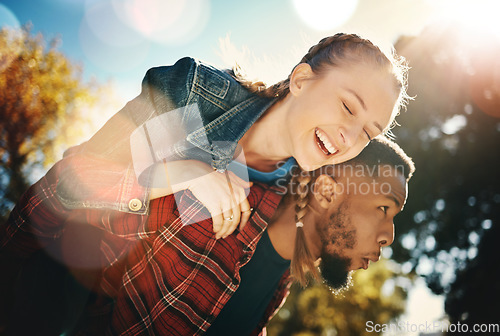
top-left (339, 125), bottom-right (363, 148)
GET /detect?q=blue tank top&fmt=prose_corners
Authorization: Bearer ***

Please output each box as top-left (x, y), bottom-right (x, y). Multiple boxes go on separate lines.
top-left (228, 157), bottom-right (296, 184)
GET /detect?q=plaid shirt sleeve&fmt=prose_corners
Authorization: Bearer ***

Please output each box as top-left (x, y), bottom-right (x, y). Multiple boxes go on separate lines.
top-left (1, 159), bottom-right (74, 258)
top-left (0, 153), bottom-right (149, 259)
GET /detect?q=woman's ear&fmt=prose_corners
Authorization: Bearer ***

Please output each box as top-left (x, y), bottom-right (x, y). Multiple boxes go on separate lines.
top-left (289, 63), bottom-right (313, 96)
top-left (313, 174), bottom-right (341, 209)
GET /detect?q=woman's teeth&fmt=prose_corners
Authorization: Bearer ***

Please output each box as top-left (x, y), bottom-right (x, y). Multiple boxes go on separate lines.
top-left (315, 129), bottom-right (338, 155)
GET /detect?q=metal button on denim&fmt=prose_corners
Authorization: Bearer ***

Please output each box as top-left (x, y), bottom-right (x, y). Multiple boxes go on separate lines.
top-left (128, 199), bottom-right (142, 212)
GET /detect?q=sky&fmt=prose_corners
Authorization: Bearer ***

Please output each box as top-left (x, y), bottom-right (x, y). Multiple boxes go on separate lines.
top-left (0, 0), bottom-right (470, 102)
top-left (2, 0), bottom-right (499, 102)
top-left (1, 0), bottom-right (499, 334)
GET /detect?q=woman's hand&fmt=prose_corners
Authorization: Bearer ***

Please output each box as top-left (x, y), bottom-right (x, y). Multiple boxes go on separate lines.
top-left (150, 160), bottom-right (253, 238)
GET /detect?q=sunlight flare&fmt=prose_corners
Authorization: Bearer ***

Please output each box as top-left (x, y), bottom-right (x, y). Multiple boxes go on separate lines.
top-left (292, 0), bottom-right (358, 31)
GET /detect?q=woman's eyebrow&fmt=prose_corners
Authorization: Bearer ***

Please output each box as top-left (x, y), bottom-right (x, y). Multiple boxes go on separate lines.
top-left (346, 88), bottom-right (366, 111)
top-left (346, 88), bottom-right (384, 133)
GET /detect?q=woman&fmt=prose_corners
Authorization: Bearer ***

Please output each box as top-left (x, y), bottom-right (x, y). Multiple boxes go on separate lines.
top-left (133, 33), bottom-right (409, 238)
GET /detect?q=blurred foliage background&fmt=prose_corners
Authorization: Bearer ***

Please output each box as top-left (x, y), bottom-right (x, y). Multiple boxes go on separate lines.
top-left (393, 22), bottom-right (500, 329)
top-left (1, 19), bottom-right (499, 335)
top-left (0, 25), bottom-right (115, 221)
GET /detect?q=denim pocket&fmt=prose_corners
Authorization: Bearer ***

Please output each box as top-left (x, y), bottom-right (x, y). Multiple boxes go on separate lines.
top-left (194, 63), bottom-right (230, 99)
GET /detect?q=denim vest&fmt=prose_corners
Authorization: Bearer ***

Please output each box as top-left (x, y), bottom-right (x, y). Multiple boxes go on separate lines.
top-left (55, 57), bottom-right (276, 214)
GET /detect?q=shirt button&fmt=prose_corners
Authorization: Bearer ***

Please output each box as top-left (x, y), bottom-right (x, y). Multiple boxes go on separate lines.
top-left (128, 199), bottom-right (142, 212)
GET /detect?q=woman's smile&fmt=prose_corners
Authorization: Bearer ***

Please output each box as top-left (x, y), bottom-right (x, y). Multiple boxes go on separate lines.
top-left (315, 127), bottom-right (338, 156)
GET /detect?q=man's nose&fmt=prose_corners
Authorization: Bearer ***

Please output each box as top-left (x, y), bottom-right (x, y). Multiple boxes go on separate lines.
top-left (378, 222), bottom-right (395, 247)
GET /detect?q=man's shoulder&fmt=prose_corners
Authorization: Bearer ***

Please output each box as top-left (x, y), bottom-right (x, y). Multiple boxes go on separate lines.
top-left (248, 183), bottom-right (285, 216)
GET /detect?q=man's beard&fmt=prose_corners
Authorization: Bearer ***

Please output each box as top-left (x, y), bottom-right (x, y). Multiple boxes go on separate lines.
top-left (318, 251), bottom-right (352, 292)
top-left (318, 200), bottom-right (355, 292)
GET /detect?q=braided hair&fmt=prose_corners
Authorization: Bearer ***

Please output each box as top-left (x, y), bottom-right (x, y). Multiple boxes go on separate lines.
top-left (290, 169), bottom-right (320, 285)
top-left (230, 33), bottom-right (410, 133)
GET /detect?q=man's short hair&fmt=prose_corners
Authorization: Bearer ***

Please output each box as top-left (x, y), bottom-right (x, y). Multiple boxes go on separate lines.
top-left (343, 135), bottom-right (415, 181)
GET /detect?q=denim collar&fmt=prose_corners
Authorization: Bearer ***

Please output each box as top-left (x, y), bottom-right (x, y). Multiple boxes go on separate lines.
top-left (186, 95), bottom-right (276, 172)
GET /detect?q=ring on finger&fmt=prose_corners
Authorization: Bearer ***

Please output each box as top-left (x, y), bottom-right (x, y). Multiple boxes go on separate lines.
top-left (224, 215), bottom-right (234, 221)
top-left (242, 208), bottom-right (253, 213)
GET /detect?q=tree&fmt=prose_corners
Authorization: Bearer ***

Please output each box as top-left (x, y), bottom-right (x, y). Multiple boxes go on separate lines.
top-left (391, 22), bottom-right (500, 327)
top-left (444, 223), bottom-right (500, 333)
top-left (0, 25), bottom-right (112, 334)
top-left (267, 260), bottom-right (410, 336)
top-left (0, 25), bottom-right (108, 221)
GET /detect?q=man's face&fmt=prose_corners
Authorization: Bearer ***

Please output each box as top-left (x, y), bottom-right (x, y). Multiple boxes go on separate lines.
top-left (318, 166), bottom-right (408, 290)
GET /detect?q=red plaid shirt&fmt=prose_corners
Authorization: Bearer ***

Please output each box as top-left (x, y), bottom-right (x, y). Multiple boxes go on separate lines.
top-left (1, 156), bottom-right (291, 336)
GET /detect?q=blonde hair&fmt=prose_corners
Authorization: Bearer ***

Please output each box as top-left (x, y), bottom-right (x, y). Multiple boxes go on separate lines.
top-left (230, 33), bottom-right (410, 133)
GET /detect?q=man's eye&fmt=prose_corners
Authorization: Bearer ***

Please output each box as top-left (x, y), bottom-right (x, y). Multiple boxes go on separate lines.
top-left (379, 206), bottom-right (388, 214)
top-left (343, 103), bottom-right (353, 115)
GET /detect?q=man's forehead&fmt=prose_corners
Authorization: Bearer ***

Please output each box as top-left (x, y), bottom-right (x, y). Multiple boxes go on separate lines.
top-left (340, 166), bottom-right (407, 204)
top-left (340, 164), bottom-right (405, 182)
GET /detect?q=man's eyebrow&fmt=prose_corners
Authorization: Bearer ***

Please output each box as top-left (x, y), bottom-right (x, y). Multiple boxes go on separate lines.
top-left (386, 194), bottom-right (401, 208)
top-left (346, 88), bottom-right (366, 111)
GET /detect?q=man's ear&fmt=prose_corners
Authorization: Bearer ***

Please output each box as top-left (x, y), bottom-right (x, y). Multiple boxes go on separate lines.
top-left (289, 63), bottom-right (313, 96)
top-left (313, 174), bottom-right (341, 209)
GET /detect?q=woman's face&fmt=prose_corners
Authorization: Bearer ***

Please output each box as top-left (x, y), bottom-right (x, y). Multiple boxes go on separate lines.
top-left (285, 62), bottom-right (398, 171)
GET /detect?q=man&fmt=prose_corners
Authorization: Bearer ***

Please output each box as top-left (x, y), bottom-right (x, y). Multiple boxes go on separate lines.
top-left (2, 137), bottom-right (414, 336)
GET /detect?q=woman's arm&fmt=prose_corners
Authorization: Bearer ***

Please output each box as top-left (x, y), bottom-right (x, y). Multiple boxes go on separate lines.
top-left (55, 57), bottom-right (197, 215)
top-left (150, 159), bottom-right (253, 239)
